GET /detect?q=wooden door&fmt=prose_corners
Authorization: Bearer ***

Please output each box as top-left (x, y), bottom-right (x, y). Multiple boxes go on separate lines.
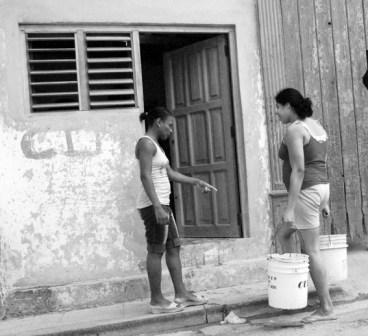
top-left (164, 35), bottom-right (241, 238)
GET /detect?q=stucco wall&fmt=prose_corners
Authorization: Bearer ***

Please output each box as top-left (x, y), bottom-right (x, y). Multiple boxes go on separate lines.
top-left (0, 0), bottom-right (271, 292)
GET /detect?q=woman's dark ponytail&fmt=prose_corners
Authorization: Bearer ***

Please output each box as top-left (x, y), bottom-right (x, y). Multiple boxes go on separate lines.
top-left (301, 97), bottom-right (313, 117)
top-left (275, 88), bottom-right (313, 119)
top-left (139, 106), bottom-right (172, 127)
top-left (139, 111), bottom-right (148, 122)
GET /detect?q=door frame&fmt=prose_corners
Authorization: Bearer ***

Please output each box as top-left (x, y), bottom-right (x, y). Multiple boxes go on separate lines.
top-left (137, 25), bottom-right (249, 237)
top-left (136, 25), bottom-right (248, 238)
top-left (138, 25), bottom-right (249, 237)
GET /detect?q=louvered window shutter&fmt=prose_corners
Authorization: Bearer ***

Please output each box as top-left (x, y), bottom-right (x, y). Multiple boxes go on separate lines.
top-left (86, 33), bottom-right (136, 109)
top-left (26, 33), bottom-right (79, 112)
top-left (25, 31), bottom-right (138, 113)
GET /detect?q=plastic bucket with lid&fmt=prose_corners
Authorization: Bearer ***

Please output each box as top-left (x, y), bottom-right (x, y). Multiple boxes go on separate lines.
top-left (320, 234), bottom-right (348, 282)
top-left (268, 253), bottom-right (309, 309)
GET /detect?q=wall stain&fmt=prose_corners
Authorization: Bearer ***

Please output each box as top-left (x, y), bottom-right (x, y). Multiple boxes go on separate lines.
top-left (22, 169), bottom-right (34, 181)
top-left (21, 130), bottom-right (101, 160)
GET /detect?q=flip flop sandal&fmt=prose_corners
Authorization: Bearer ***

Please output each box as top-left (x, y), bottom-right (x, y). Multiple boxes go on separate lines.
top-left (302, 311), bottom-right (337, 323)
top-left (150, 302), bottom-right (184, 314)
top-left (174, 293), bottom-right (208, 307)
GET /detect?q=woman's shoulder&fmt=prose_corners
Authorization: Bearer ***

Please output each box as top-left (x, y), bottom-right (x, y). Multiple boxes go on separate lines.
top-left (286, 120), bottom-right (308, 134)
top-left (135, 136), bottom-right (157, 155)
top-left (304, 118), bottom-right (328, 138)
top-left (284, 121), bottom-right (308, 145)
top-left (306, 117), bottom-right (323, 125)
top-left (302, 117), bottom-right (324, 128)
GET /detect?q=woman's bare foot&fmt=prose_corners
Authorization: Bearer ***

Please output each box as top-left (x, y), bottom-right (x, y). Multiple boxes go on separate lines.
top-left (150, 297), bottom-right (172, 307)
top-left (302, 309), bottom-right (337, 323)
top-left (174, 290), bottom-right (207, 307)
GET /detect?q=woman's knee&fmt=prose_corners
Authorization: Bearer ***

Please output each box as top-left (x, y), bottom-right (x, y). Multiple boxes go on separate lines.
top-left (165, 246), bottom-right (180, 257)
top-left (305, 249), bottom-right (323, 265)
top-left (147, 250), bottom-right (164, 259)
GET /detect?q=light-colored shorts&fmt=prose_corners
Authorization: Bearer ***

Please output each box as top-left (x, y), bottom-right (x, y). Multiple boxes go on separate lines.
top-left (295, 184), bottom-right (330, 230)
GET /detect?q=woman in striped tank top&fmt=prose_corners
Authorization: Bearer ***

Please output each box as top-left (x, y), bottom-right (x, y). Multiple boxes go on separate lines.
top-left (135, 107), bottom-right (216, 314)
top-left (275, 88), bottom-right (336, 322)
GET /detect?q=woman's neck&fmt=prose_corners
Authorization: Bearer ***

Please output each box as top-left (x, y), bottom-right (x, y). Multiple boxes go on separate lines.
top-left (146, 129), bottom-right (159, 141)
top-left (288, 114), bottom-right (300, 123)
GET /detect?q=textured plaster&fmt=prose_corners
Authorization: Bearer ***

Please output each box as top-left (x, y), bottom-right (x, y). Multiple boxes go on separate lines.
top-left (0, 0), bottom-right (272, 307)
top-left (0, 113), bottom-right (146, 288)
top-left (236, 23), bottom-right (272, 244)
top-left (0, 19), bottom-right (146, 286)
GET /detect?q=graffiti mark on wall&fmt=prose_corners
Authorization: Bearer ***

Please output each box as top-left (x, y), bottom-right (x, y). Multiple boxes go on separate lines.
top-left (21, 130), bottom-right (101, 159)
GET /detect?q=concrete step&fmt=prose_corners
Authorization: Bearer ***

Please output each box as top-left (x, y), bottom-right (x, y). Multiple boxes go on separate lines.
top-left (4, 257), bottom-right (267, 318)
top-left (2, 247), bottom-right (366, 335)
top-left (0, 282), bottom-right (348, 336)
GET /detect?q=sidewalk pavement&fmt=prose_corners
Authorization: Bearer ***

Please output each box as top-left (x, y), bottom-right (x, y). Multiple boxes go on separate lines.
top-left (0, 247), bottom-right (366, 336)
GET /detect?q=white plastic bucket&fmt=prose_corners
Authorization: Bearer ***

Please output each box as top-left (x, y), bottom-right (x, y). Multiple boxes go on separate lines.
top-left (320, 234), bottom-right (348, 282)
top-left (267, 253), bottom-right (309, 309)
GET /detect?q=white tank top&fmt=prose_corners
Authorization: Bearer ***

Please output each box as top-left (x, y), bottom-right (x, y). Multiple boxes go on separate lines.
top-left (136, 135), bottom-right (171, 209)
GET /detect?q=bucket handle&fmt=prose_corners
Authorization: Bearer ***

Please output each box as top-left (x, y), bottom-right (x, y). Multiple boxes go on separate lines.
top-left (270, 223), bottom-right (283, 255)
top-left (321, 216), bottom-right (334, 247)
top-left (269, 225), bottom-right (278, 255)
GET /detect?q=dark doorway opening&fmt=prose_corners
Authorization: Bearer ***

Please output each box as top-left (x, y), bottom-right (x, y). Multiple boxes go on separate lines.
top-left (140, 32), bottom-right (241, 238)
top-left (140, 33), bottom-right (218, 214)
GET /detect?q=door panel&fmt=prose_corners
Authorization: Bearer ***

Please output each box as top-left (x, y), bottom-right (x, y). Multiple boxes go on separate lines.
top-left (175, 116), bottom-right (190, 166)
top-left (191, 111), bottom-right (210, 164)
top-left (206, 47), bottom-right (221, 98)
top-left (210, 107), bottom-right (226, 161)
top-left (164, 35), bottom-right (240, 238)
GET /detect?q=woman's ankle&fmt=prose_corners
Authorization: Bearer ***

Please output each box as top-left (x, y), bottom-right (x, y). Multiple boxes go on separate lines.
top-left (150, 295), bottom-right (170, 306)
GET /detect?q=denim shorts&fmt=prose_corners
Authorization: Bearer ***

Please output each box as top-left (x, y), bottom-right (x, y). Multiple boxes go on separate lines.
top-left (138, 205), bottom-right (181, 253)
top-left (295, 183), bottom-right (330, 230)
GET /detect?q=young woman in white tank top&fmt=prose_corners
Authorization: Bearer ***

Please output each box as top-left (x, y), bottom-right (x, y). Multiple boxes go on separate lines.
top-left (135, 107), bottom-right (216, 314)
top-left (136, 135), bottom-right (171, 209)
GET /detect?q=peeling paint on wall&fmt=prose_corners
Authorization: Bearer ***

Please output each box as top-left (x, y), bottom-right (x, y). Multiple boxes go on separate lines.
top-left (0, 111), bottom-right (146, 288)
top-left (0, 26), bottom-right (13, 312)
top-left (21, 130), bottom-right (102, 160)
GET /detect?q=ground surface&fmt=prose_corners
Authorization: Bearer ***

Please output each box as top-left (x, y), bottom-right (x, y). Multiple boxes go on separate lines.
top-left (140, 299), bottom-right (368, 336)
